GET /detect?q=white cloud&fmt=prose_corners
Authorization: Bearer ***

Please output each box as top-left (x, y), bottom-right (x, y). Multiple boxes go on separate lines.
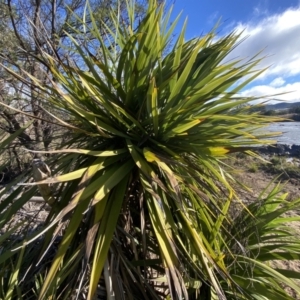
top-left (270, 77), bottom-right (285, 87)
top-left (241, 81), bottom-right (300, 103)
top-left (226, 7), bottom-right (300, 80)
top-left (222, 6), bottom-right (300, 103)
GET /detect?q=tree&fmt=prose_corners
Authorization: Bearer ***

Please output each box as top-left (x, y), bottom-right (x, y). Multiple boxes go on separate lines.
top-left (0, 0), bottom-right (154, 160)
top-left (1, 1), bottom-right (300, 299)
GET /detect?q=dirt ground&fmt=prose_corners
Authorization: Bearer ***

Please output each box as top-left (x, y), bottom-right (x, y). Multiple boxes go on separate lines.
top-left (234, 168), bottom-right (300, 200)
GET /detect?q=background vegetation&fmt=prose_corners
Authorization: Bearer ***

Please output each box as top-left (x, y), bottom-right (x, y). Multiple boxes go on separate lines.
top-left (0, 0), bottom-right (156, 178)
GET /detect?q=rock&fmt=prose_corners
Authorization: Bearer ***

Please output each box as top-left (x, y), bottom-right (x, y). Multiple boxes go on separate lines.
top-left (291, 145), bottom-right (300, 156)
top-left (255, 144), bottom-right (300, 157)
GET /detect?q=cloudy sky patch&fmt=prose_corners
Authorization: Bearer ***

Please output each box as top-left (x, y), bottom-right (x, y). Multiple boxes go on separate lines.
top-left (230, 7), bottom-right (300, 79)
top-left (270, 77), bottom-right (286, 87)
top-left (173, 0), bottom-right (300, 103)
top-left (230, 7), bottom-right (300, 102)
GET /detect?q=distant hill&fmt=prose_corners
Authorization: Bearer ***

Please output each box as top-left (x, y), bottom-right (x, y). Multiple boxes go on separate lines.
top-left (265, 101), bottom-right (300, 111)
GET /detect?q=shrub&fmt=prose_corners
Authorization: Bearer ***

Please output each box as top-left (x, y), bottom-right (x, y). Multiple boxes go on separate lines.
top-left (1, 1), bottom-right (299, 299)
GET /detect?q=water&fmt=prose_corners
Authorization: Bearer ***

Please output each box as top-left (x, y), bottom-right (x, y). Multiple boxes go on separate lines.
top-left (266, 122), bottom-right (300, 145)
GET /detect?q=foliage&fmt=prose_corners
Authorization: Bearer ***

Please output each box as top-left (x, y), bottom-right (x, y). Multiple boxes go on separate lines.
top-left (265, 157), bottom-right (300, 179)
top-left (263, 109), bottom-right (277, 116)
top-left (225, 181), bottom-right (300, 300)
top-left (248, 162), bottom-right (258, 173)
top-left (231, 153), bottom-right (300, 179)
top-left (262, 105), bottom-right (300, 120)
top-left (289, 106), bottom-right (300, 114)
top-left (0, 0), bottom-right (157, 169)
top-left (1, 0), bottom-right (300, 299)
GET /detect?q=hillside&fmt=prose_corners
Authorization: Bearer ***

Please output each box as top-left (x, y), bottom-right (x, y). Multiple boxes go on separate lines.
top-left (265, 101), bottom-right (300, 111)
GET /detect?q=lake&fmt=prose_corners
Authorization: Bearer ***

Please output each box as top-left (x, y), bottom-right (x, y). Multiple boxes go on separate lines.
top-left (266, 122), bottom-right (300, 145)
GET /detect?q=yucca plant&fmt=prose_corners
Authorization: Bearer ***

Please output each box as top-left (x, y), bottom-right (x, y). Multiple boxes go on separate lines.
top-left (1, 0), bottom-right (300, 299)
top-left (224, 181), bottom-right (300, 300)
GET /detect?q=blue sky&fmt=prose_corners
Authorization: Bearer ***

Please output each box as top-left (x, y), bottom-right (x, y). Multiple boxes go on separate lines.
top-left (170, 0), bottom-right (300, 103)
